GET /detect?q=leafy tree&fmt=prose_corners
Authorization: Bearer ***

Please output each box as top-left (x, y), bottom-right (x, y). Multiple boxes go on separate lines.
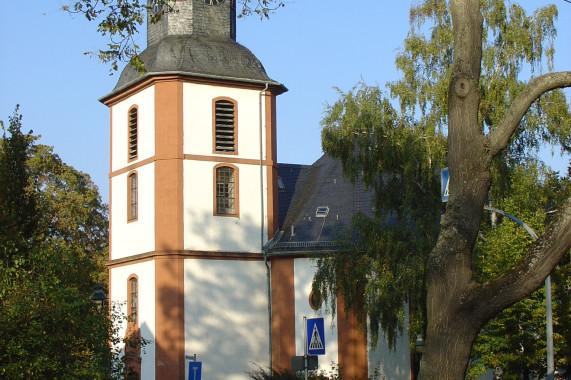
top-left (314, 1), bottom-right (571, 379)
top-left (27, 143), bottom-right (109, 285)
top-left (64, 0), bottom-right (285, 72)
top-left (0, 109), bottom-right (117, 378)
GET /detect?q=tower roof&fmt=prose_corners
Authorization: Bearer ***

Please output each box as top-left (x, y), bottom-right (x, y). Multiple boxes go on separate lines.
top-left (101, 35), bottom-right (286, 102)
top-left (100, 1), bottom-right (286, 102)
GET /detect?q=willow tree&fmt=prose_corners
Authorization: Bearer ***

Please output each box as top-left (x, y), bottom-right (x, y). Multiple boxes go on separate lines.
top-left (316, 1), bottom-right (571, 379)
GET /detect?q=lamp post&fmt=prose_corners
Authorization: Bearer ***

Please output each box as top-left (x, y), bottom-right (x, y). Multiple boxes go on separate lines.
top-left (483, 206), bottom-right (554, 380)
top-left (441, 170), bottom-right (555, 379)
top-left (493, 366), bottom-right (504, 380)
top-left (90, 284), bottom-right (108, 310)
top-left (414, 335), bottom-right (425, 380)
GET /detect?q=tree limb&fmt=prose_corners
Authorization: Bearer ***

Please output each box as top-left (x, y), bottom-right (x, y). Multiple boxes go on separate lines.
top-left (488, 71), bottom-right (571, 158)
top-left (471, 195), bottom-right (571, 321)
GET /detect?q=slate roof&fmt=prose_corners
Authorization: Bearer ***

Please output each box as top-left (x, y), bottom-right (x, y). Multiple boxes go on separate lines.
top-left (101, 35), bottom-right (286, 101)
top-left (268, 155), bottom-right (376, 256)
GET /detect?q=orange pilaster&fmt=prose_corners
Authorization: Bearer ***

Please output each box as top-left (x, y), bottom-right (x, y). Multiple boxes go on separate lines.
top-left (337, 295), bottom-right (368, 379)
top-left (271, 258), bottom-right (296, 371)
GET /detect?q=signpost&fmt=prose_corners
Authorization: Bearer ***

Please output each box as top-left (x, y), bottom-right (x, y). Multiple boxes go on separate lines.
top-left (291, 355), bottom-right (318, 372)
top-left (298, 317), bottom-right (325, 380)
top-left (440, 167), bottom-right (449, 202)
top-left (188, 362), bottom-right (202, 380)
top-left (306, 318), bottom-right (325, 355)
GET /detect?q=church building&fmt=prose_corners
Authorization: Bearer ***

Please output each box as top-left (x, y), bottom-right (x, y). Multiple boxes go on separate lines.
top-left (99, 1), bottom-right (411, 379)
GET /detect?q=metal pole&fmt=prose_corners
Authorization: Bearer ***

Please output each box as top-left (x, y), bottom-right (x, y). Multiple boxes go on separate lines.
top-left (259, 83), bottom-right (272, 370)
top-left (303, 316), bottom-right (308, 380)
top-left (545, 275), bottom-right (554, 380)
top-left (483, 206), bottom-right (554, 380)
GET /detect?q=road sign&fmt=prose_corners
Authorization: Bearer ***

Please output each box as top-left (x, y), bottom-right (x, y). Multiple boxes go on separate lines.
top-left (188, 362), bottom-right (202, 380)
top-left (441, 167), bottom-right (449, 202)
top-left (306, 318), bottom-right (325, 355)
top-left (291, 355), bottom-right (318, 371)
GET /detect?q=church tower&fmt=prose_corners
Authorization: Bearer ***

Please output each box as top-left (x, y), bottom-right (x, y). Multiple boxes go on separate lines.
top-left (100, 1), bottom-right (286, 378)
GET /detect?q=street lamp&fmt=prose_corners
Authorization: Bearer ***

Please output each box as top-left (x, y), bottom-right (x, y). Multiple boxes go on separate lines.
top-left (483, 206), bottom-right (554, 380)
top-left (90, 284), bottom-right (108, 309)
top-left (414, 335), bottom-right (425, 380)
top-left (414, 335), bottom-right (425, 355)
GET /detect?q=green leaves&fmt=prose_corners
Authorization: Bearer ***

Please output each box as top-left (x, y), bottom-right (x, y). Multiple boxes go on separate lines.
top-left (315, 1), bottom-right (570, 364)
top-left (317, 83), bottom-right (445, 347)
top-left (238, 0), bottom-right (285, 19)
top-left (0, 106), bottom-right (37, 264)
top-left (469, 164), bottom-right (570, 379)
top-left (66, 0), bottom-right (150, 73)
top-left (0, 109), bottom-right (113, 378)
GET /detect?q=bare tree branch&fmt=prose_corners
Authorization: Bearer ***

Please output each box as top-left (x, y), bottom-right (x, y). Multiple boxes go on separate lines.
top-left (488, 71), bottom-right (571, 157)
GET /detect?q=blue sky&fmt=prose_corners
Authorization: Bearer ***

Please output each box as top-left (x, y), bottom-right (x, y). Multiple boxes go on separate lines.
top-left (1, 1), bottom-right (569, 204)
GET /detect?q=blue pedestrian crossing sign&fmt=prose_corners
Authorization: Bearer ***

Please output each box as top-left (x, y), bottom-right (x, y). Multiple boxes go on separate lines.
top-left (441, 167), bottom-right (450, 202)
top-left (307, 318), bottom-right (325, 355)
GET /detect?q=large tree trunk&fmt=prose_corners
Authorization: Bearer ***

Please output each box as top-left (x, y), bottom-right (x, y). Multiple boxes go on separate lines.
top-left (418, 1), bottom-right (571, 379)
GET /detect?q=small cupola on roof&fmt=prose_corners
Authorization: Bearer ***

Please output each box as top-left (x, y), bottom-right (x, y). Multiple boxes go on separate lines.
top-left (101, 0), bottom-right (286, 101)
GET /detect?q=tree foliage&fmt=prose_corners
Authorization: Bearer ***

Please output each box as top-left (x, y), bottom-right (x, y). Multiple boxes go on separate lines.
top-left (314, 1), bottom-right (571, 378)
top-left (0, 108), bottom-right (117, 378)
top-left (315, 83), bottom-right (445, 347)
top-left (64, 0), bottom-right (285, 72)
top-left (0, 106), bottom-right (37, 261)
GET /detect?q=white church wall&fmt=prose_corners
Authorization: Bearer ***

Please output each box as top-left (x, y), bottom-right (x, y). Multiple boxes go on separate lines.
top-left (110, 163), bottom-right (155, 260)
top-left (367, 306), bottom-right (412, 380)
top-left (182, 83), bottom-right (266, 160)
top-left (182, 160), bottom-right (266, 252)
top-left (110, 86), bottom-right (155, 172)
top-left (293, 258), bottom-right (339, 374)
top-left (183, 259), bottom-right (269, 380)
top-left (110, 261), bottom-right (156, 379)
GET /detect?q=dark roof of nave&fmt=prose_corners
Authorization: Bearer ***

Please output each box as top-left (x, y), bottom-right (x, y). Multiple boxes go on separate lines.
top-left (101, 35), bottom-right (286, 101)
top-left (268, 155), bottom-right (377, 256)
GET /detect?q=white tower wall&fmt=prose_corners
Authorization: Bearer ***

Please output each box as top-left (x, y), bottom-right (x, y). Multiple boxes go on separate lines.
top-left (110, 164), bottom-right (155, 260)
top-left (184, 259), bottom-right (268, 379)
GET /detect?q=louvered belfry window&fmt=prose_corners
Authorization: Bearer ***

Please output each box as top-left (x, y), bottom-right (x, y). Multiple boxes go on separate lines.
top-left (216, 166), bottom-right (235, 215)
top-left (214, 100), bottom-right (236, 152)
top-left (128, 107), bottom-right (138, 160)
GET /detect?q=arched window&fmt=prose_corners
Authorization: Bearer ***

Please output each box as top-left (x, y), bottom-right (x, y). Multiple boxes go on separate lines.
top-left (127, 276), bottom-right (138, 325)
top-left (128, 106), bottom-right (138, 161)
top-left (214, 165), bottom-right (238, 216)
top-left (128, 172), bottom-right (138, 221)
top-left (124, 275), bottom-right (142, 379)
top-left (213, 98), bottom-right (237, 153)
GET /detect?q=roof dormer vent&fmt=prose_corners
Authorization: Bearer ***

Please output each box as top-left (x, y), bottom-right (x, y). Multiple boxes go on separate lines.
top-left (316, 206), bottom-right (329, 218)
